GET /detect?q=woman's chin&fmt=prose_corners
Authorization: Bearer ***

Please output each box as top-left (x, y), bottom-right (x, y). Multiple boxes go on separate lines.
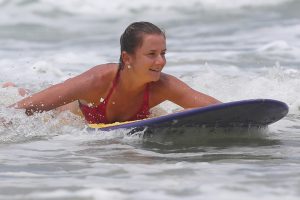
top-left (150, 73), bottom-right (161, 82)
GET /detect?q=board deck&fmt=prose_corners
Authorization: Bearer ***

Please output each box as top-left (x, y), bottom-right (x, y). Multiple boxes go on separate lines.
top-left (88, 99), bottom-right (289, 131)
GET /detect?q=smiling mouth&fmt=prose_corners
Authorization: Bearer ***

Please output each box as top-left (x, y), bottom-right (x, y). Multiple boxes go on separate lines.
top-left (149, 69), bottom-right (160, 72)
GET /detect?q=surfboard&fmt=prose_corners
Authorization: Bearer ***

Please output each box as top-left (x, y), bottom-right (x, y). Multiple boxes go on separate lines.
top-left (88, 99), bottom-right (289, 132)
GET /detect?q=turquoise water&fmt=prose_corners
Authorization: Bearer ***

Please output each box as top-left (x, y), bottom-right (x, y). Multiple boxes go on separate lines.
top-left (1, 0), bottom-right (300, 199)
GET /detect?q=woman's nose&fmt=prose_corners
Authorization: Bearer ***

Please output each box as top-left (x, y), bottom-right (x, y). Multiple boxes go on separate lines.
top-left (155, 54), bottom-right (166, 66)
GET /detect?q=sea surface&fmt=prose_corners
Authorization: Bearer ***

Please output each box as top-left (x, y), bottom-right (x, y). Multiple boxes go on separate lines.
top-left (1, 0), bottom-right (300, 199)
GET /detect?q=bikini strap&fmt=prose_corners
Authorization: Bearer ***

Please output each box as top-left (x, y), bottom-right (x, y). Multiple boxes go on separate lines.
top-left (143, 83), bottom-right (150, 107)
top-left (103, 68), bottom-right (121, 104)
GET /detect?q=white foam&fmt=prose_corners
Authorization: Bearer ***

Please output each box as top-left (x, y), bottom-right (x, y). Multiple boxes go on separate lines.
top-left (10, 188), bottom-right (124, 200)
top-left (0, 0), bottom-right (294, 25)
top-left (257, 40), bottom-right (291, 52)
top-left (29, 0), bottom-right (297, 13)
top-left (256, 40), bottom-right (300, 59)
top-left (189, 0), bottom-right (292, 10)
top-left (175, 63), bottom-right (300, 115)
top-left (31, 61), bottom-right (64, 77)
top-left (0, 87), bottom-right (24, 107)
top-left (0, 172), bottom-right (44, 177)
top-left (0, 106), bottom-right (85, 144)
top-left (0, 49), bottom-right (107, 86)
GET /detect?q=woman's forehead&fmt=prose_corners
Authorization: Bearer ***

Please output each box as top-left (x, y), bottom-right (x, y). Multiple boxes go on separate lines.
top-left (140, 34), bottom-right (166, 50)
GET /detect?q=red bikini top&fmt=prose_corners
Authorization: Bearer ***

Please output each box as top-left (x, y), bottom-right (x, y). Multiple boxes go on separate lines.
top-left (79, 69), bottom-right (150, 124)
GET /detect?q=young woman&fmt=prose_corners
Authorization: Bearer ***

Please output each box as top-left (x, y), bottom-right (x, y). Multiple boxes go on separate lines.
top-left (10, 22), bottom-right (221, 124)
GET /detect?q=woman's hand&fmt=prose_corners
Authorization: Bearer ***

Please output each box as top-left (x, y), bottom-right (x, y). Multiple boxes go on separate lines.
top-left (2, 82), bottom-right (29, 97)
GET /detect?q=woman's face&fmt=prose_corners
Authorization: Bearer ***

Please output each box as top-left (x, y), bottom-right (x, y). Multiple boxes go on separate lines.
top-left (129, 34), bottom-right (167, 82)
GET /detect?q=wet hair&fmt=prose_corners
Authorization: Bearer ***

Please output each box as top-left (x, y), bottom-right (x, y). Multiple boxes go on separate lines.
top-left (119, 21), bottom-right (165, 69)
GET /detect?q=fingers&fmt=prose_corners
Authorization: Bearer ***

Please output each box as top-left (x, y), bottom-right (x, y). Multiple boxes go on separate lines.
top-left (2, 82), bottom-right (17, 88)
top-left (1, 82), bottom-right (30, 97)
top-left (18, 88), bottom-right (29, 97)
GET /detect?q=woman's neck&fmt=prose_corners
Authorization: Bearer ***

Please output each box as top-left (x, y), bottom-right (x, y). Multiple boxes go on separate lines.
top-left (118, 68), bottom-right (147, 93)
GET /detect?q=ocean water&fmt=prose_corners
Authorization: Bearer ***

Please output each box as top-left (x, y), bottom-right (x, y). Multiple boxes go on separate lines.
top-left (1, 0), bottom-right (300, 199)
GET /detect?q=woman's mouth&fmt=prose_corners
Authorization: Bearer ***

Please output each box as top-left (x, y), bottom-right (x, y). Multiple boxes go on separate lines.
top-left (149, 69), bottom-right (160, 72)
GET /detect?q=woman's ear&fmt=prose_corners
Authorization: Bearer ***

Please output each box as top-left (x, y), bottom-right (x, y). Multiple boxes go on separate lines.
top-left (121, 51), bottom-right (132, 66)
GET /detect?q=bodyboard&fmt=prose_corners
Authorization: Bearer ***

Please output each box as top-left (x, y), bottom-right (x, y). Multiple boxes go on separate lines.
top-left (88, 99), bottom-right (289, 131)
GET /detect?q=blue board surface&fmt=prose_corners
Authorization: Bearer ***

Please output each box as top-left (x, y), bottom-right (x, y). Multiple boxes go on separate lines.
top-left (89, 99), bottom-right (288, 131)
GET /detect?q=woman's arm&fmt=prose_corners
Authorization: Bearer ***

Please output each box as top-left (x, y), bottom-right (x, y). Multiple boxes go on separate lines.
top-left (160, 74), bottom-right (221, 109)
top-left (10, 66), bottom-right (102, 115)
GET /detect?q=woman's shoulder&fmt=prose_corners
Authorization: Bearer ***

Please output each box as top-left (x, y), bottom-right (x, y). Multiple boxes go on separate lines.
top-left (150, 72), bottom-right (190, 97)
top-left (67, 63), bottom-right (119, 102)
top-left (149, 73), bottom-right (180, 97)
top-left (148, 73), bottom-right (183, 106)
top-left (83, 63), bottom-right (119, 88)
top-left (89, 63), bottom-right (118, 78)
top-left (151, 73), bottom-right (181, 89)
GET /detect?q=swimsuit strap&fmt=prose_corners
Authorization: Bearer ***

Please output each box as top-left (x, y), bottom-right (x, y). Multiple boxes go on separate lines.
top-left (143, 83), bottom-right (149, 107)
top-left (128, 83), bottom-right (150, 121)
top-left (103, 68), bottom-right (121, 104)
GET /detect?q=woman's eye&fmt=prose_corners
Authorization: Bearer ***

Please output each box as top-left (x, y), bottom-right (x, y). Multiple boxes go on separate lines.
top-left (148, 51), bottom-right (166, 56)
